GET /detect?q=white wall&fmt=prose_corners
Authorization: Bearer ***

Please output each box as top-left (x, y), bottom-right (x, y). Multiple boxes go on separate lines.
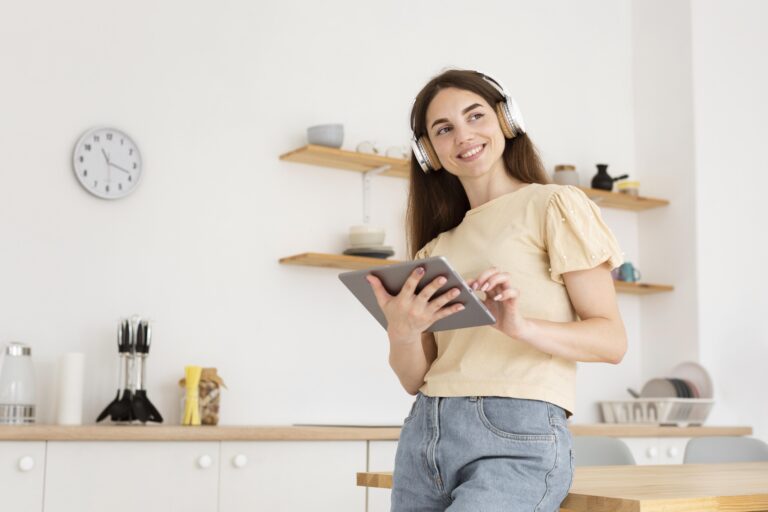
top-left (631, 1), bottom-right (699, 380)
top-left (0, 0), bottom-right (661, 427)
top-left (690, 0), bottom-right (768, 440)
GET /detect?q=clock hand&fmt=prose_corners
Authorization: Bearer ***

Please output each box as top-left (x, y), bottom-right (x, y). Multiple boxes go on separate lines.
top-left (108, 161), bottom-right (131, 174)
top-left (101, 148), bottom-right (112, 184)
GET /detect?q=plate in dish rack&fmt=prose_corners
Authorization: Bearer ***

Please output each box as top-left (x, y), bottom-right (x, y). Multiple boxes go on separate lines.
top-left (670, 361), bottom-right (713, 399)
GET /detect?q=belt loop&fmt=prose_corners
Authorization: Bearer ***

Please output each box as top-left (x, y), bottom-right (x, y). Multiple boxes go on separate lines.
top-left (468, 396), bottom-right (479, 402)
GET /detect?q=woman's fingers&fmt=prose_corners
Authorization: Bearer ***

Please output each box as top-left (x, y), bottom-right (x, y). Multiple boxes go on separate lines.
top-left (482, 272), bottom-right (513, 293)
top-left (491, 288), bottom-right (520, 302)
top-left (427, 287), bottom-right (461, 311)
top-left (398, 266), bottom-right (426, 297)
top-left (433, 301), bottom-right (465, 321)
top-left (365, 274), bottom-right (392, 307)
top-left (471, 267), bottom-right (499, 290)
top-left (416, 275), bottom-right (448, 302)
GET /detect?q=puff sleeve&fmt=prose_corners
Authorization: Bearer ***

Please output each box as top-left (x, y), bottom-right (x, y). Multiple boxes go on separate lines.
top-left (413, 236), bottom-right (440, 261)
top-left (545, 186), bottom-right (623, 284)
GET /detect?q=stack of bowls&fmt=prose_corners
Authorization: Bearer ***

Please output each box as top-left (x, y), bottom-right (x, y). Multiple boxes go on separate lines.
top-left (343, 225), bottom-right (394, 259)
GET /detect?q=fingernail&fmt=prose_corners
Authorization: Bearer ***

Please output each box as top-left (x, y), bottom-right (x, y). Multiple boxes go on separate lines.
top-left (493, 294), bottom-right (502, 301)
top-left (416, 267), bottom-right (425, 275)
top-left (457, 304), bottom-right (465, 311)
top-left (437, 277), bottom-right (447, 285)
top-left (481, 283), bottom-right (489, 292)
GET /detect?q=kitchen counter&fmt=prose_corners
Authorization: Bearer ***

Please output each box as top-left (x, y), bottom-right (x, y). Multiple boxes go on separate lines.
top-left (358, 463), bottom-right (768, 511)
top-left (0, 424), bottom-right (752, 441)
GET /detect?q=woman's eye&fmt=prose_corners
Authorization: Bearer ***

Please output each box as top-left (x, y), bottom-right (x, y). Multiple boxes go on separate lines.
top-left (435, 126), bottom-right (451, 136)
top-left (469, 112), bottom-right (484, 122)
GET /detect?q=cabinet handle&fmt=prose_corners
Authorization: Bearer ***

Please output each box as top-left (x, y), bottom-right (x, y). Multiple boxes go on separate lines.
top-left (18, 456), bottom-right (35, 472)
top-left (233, 454), bottom-right (248, 468)
top-left (667, 446), bottom-right (680, 458)
top-left (197, 455), bottom-right (213, 469)
top-left (646, 446), bottom-right (658, 459)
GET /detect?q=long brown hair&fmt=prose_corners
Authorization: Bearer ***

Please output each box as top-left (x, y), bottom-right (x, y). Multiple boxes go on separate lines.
top-left (407, 69), bottom-right (550, 258)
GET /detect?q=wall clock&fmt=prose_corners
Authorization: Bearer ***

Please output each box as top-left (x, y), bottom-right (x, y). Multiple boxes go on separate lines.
top-left (72, 127), bottom-right (142, 199)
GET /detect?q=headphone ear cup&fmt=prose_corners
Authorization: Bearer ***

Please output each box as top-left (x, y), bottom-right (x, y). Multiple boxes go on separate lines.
top-left (417, 136), bottom-right (441, 172)
top-left (495, 102), bottom-right (515, 139)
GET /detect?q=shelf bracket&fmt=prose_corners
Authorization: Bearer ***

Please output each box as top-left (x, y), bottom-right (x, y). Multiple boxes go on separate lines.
top-left (362, 165), bottom-right (390, 224)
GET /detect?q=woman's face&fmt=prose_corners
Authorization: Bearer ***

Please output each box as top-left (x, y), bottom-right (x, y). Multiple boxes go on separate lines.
top-left (425, 87), bottom-right (506, 177)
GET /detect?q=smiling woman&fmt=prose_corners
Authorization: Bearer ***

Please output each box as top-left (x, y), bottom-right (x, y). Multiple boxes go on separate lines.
top-left (363, 69), bottom-right (628, 512)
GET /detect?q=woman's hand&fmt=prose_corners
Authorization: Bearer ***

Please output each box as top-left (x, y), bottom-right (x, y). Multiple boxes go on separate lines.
top-left (367, 267), bottom-right (465, 344)
top-left (467, 267), bottom-right (532, 340)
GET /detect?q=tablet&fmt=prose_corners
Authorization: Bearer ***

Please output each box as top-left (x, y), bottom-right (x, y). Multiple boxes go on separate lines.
top-left (338, 256), bottom-right (496, 332)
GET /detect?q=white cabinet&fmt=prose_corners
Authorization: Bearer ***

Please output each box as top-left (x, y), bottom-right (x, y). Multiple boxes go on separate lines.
top-left (0, 441), bottom-right (46, 512)
top-left (367, 441), bottom-right (398, 512)
top-left (44, 441), bottom-right (219, 512)
top-left (621, 437), bottom-right (689, 465)
top-left (219, 441), bottom-right (366, 512)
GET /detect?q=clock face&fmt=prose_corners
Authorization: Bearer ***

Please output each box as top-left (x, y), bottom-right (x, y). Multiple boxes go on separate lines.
top-left (72, 127), bottom-right (142, 199)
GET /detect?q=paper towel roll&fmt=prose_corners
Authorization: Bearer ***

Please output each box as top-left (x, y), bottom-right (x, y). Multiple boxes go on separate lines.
top-left (56, 353), bottom-right (85, 425)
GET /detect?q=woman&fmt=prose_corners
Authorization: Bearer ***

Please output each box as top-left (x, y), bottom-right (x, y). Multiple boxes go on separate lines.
top-left (366, 69), bottom-right (627, 511)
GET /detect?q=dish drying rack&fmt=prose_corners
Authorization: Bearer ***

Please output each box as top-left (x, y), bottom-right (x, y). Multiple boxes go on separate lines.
top-left (599, 398), bottom-right (714, 427)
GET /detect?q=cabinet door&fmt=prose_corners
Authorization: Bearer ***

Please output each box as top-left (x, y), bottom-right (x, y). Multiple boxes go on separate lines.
top-left (657, 437), bottom-right (689, 464)
top-left (621, 437), bottom-right (661, 465)
top-left (367, 441), bottom-right (398, 512)
top-left (0, 441), bottom-right (46, 512)
top-left (44, 441), bottom-right (219, 512)
top-left (620, 437), bottom-right (690, 465)
top-left (220, 441), bottom-right (366, 512)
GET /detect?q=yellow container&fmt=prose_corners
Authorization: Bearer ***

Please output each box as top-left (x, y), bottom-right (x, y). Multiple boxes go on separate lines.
top-left (617, 180), bottom-right (640, 196)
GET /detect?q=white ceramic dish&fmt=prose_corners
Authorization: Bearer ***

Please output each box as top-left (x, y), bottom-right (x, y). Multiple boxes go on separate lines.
top-left (670, 361), bottom-right (713, 399)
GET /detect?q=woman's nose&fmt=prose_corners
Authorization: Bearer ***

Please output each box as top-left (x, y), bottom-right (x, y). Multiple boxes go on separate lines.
top-left (452, 123), bottom-right (473, 144)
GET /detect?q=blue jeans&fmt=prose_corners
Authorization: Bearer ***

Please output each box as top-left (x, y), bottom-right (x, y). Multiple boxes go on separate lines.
top-left (391, 393), bottom-right (573, 512)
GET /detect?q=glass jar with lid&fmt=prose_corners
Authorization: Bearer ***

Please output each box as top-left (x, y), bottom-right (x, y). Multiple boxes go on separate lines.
top-left (0, 342), bottom-right (36, 424)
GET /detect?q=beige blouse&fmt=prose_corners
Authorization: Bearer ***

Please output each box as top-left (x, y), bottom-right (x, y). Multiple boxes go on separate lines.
top-left (415, 183), bottom-right (623, 414)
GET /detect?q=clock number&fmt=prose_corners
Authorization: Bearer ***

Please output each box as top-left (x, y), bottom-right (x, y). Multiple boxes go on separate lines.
top-left (133, 162), bottom-right (137, 169)
top-left (118, 183), bottom-right (123, 191)
top-left (120, 138), bottom-right (124, 145)
top-left (83, 170), bottom-right (88, 177)
top-left (106, 133), bottom-right (113, 141)
top-left (128, 175), bottom-right (132, 182)
top-left (106, 185), bottom-right (110, 193)
top-left (79, 156), bottom-right (84, 163)
top-left (85, 144), bottom-right (91, 151)
top-left (93, 135), bottom-right (100, 142)
top-left (93, 180), bottom-right (98, 187)
top-left (128, 148), bottom-right (133, 156)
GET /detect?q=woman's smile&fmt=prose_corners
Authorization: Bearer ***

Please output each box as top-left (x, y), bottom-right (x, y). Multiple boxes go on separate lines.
top-left (457, 143), bottom-right (486, 161)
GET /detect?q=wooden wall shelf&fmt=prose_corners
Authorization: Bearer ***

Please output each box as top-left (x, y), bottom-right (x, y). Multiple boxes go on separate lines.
top-left (278, 253), bottom-right (673, 294)
top-left (577, 187), bottom-right (669, 211)
top-left (279, 145), bottom-right (669, 211)
top-left (279, 145), bottom-right (409, 178)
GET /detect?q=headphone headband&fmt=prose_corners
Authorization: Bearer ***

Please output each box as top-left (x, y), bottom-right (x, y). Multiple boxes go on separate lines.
top-left (411, 71), bottom-right (525, 173)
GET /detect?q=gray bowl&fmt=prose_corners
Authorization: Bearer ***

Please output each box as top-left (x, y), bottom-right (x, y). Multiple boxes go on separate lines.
top-left (307, 124), bottom-right (344, 148)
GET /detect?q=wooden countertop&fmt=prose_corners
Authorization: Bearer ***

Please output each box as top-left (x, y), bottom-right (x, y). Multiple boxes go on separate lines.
top-left (358, 463), bottom-right (768, 511)
top-left (0, 425), bottom-right (402, 441)
top-left (0, 424), bottom-right (751, 441)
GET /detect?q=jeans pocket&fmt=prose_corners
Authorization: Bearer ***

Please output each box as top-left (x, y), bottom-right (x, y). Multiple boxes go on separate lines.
top-left (477, 397), bottom-right (556, 442)
top-left (402, 394), bottom-right (420, 424)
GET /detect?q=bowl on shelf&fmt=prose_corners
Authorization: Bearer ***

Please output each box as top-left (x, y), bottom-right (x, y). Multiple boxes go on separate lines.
top-left (307, 124), bottom-right (344, 148)
top-left (348, 225), bottom-right (385, 248)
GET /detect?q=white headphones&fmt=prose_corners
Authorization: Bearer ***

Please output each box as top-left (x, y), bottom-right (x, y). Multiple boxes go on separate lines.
top-left (411, 72), bottom-right (526, 173)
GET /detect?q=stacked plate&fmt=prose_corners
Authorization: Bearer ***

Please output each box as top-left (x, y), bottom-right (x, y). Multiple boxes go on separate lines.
top-left (343, 245), bottom-right (395, 259)
top-left (639, 361), bottom-right (713, 399)
top-left (345, 225), bottom-right (394, 259)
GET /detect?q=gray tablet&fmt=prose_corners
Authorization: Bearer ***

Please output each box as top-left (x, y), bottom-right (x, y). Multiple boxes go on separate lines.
top-left (338, 256), bottom-right (496, 332)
